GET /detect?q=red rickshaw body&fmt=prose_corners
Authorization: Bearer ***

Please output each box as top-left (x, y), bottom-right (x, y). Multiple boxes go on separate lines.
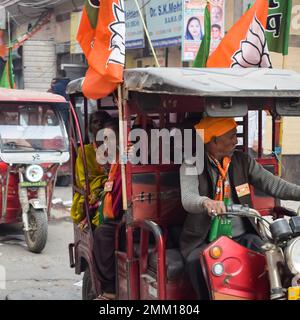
top-left (0, 88), bottom-right (70, 253)
top-left (67, 68), bottom-right (300, 300)
top-left (201, 236), bottom-right (269, 300)
top-left (0, 162), bottom-right (21, 223)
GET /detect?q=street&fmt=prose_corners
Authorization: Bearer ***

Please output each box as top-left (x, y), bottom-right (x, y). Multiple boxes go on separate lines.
top-left (0, 187), bottom-right (82, 300)
top-left (0, 183), bottom-right (299, 301)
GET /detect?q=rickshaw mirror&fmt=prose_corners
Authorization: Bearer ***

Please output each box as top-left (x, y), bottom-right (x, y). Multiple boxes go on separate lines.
top-left (205, 98), bottom-right (248, 117)
top-left (276, 98), bottom-right (300, 116)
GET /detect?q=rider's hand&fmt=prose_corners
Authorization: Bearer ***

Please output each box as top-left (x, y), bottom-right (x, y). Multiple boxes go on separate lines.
top-left (203, 199), bottom-right (226, 216)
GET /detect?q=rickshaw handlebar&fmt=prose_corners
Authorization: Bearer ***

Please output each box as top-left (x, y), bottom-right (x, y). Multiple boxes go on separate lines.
top-left (223, 204), bottom-right (269, 224)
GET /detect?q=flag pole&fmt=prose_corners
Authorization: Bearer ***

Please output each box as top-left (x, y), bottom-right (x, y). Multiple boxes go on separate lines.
top-left (7, 11), bottom-right (11, 48)
top-left (117, 84), bottom-right (128, 211)
top-left (133, 0), bottom-right (160, 67)
top-left (278, 54), bottom-right (287, 176)
top-left (282, 55), bottom-right (287, 69)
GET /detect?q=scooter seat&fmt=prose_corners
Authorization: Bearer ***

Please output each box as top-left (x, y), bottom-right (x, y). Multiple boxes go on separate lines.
top-left (148, 248), bottom-right (185, 281)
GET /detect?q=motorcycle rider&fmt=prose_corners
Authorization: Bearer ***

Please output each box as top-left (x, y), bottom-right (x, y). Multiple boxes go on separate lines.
top-left (180, 116), bottom-right (300, 299)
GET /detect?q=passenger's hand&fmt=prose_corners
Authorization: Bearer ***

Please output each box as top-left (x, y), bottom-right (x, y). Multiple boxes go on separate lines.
top-left (127, 143), bottom-right (135, 160)
top-left (203, 199), bottom-right (226, 216)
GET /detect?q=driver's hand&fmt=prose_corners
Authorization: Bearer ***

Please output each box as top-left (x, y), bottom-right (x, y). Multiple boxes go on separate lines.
top-left (203, 199), bottom-right (226, 216)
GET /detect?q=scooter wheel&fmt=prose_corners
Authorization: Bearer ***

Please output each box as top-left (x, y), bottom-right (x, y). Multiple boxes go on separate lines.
top-left (82, 267), bottom-right (96, 300)
top-left (24, 209), bottom-right (48, 253)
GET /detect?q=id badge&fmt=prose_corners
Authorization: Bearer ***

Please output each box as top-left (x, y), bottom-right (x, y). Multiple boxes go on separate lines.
top-left (104, 181), bottom-right (114, 192)
top-left (235, 183), bottom-right (250, 198)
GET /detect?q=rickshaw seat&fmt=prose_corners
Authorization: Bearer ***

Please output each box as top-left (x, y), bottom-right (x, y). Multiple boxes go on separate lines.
top-left (148, 248), bottom-right (184, 281)
top-left (138, 223), bottom-right (184, 281)
top-left (130, 164), bottom-right (187, 225)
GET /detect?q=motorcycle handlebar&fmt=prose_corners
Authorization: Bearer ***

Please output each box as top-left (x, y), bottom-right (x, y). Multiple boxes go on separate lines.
top-left (223, 204), bottom-right (269, 224)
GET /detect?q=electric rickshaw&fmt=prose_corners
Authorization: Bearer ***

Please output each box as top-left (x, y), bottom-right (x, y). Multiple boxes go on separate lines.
top-left (68, 67), bottom-right (300, 300)
top-left (0, 88), bottom-right (70, 253)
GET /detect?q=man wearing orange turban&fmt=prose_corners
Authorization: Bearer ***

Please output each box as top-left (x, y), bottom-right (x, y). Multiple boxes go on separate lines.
top-left (194, 117), bottom-right (237, 144)
top-left (180, 116), bottom-right (300, 299)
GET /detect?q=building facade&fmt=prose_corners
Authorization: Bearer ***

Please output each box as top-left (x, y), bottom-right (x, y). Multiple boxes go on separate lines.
top-left (2, 0), bottom-right (300, 181)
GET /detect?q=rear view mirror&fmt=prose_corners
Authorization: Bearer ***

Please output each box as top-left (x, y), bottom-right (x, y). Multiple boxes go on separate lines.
top-left (205, 98), bottom-right (248, 117)
top-left (276, 98), bottom-right (300, 116)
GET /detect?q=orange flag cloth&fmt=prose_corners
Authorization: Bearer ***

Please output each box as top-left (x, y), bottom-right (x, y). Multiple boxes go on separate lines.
top-left (77, 0), bottom-right (125, 100)
top-left (0, 30), bottom-right (7, 58)
top-left (206, 0), bottom-right (269, 68)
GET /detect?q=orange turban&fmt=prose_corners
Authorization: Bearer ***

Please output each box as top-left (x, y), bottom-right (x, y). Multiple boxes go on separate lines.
top-left (194, 117), bottom-right (237, 144)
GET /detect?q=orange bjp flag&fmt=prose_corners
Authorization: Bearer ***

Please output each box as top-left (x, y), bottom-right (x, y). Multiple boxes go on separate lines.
top-left (76, 0), bottom-right (100, 58)
top-left (0, 30), bottom-right (7, 58)
top-left (206, 0), bottom-right (270, 68)
top-left (77, 0), bottom-right (125, 100)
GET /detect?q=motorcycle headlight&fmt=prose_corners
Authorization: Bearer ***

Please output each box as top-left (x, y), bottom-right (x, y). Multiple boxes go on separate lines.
top-left (25, 165), bottom-right (44, 182)
top-left (285, 237), bottom-right (300, 275)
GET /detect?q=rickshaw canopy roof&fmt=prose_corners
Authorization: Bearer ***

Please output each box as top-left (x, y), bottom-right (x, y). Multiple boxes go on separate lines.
top-left (0, 88), bottom-right (66, 103)
top-left (123, 68), bottom-right (300, 97)
top-left (66, 68), bottom-right (300, 98)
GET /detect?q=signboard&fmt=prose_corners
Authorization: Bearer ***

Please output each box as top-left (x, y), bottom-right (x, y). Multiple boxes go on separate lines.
top-left (182, 0), bottom-right (225, 61)
top-left (291, 0), bottom-right (300, 35)
top-left (145, 0), bottom-right (183, 47)
top-left (125, 0), bottom-right (145, 49)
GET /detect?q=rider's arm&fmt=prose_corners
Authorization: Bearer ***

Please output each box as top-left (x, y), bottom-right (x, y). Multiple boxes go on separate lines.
top-left (180, 162), bottom-right (210, 214)
top-left (248, 156), bottom-right (300, 200)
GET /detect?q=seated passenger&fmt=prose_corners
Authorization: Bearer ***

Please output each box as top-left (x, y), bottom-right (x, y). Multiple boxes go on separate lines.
top-left (71, 111), bottom-right (111, 227)
top-left (93, 119), bottom-right (122, 300)
top-left (180, 117), bottom-right (300, 299)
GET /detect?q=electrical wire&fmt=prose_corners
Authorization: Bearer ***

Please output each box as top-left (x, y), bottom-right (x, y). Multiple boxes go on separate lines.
top-left (1, 0), bottom-right (23, 8)
top-left (18, 0), bottom-right (66, 8)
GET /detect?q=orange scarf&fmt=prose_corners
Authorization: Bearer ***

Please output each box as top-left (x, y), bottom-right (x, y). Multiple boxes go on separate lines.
top-left (98, 162), bottom-right (122, 223)
top-left (208, 155), bottom-right (233, 242)
top-left (209, 155), bottom-right (231, 203)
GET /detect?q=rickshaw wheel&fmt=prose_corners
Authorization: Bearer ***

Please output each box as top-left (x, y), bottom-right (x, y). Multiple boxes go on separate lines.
top-left (24, 208), bottom-right (48, 253)
top-left (82, 267), bottom-right (96, 300)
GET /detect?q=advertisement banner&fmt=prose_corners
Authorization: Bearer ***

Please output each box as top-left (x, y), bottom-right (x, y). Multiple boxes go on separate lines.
top-left (125, 0), bottom-right (145, 49)
top-left (182, 0), bottom-right (225, 61)
top-left (290, 0), bottom-right (300, 36)
top-left (145, 0), bottom-right (183, 47)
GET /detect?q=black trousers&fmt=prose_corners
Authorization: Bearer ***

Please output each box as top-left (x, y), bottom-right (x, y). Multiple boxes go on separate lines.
top-left (93, 222), bottom-right (118, 294)
top-left (185, 233), bottom-right (265, 300)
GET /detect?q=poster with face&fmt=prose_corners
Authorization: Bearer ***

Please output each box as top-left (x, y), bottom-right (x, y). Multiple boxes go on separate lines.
top-left (182, 0), bottom-right (224, 61)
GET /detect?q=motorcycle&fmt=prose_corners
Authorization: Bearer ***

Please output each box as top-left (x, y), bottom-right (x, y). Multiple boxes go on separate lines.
top-left (202, 205), bottom-right (300, 300)
top-left (0, 89), bottom-right (70, 253)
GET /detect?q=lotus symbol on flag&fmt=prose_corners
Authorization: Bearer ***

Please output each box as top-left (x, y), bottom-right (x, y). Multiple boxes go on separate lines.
top-left (231, 15), bottom-right (272, 68)
top-left (108, 0), bottom-right (125, 66)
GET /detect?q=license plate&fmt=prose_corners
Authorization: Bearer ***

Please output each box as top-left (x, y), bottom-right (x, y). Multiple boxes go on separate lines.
top-left (288, 286), bottom-right (300, 300)
top-left (20, 181), bottom-right (47, 188)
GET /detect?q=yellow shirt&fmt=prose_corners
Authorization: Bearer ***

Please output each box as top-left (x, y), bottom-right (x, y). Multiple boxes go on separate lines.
top-left (70, 144), bottom-right (107, 225)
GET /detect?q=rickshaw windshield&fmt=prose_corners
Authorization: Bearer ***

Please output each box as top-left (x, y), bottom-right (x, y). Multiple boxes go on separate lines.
top-left (0, 103), bottom-right (69, 152)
